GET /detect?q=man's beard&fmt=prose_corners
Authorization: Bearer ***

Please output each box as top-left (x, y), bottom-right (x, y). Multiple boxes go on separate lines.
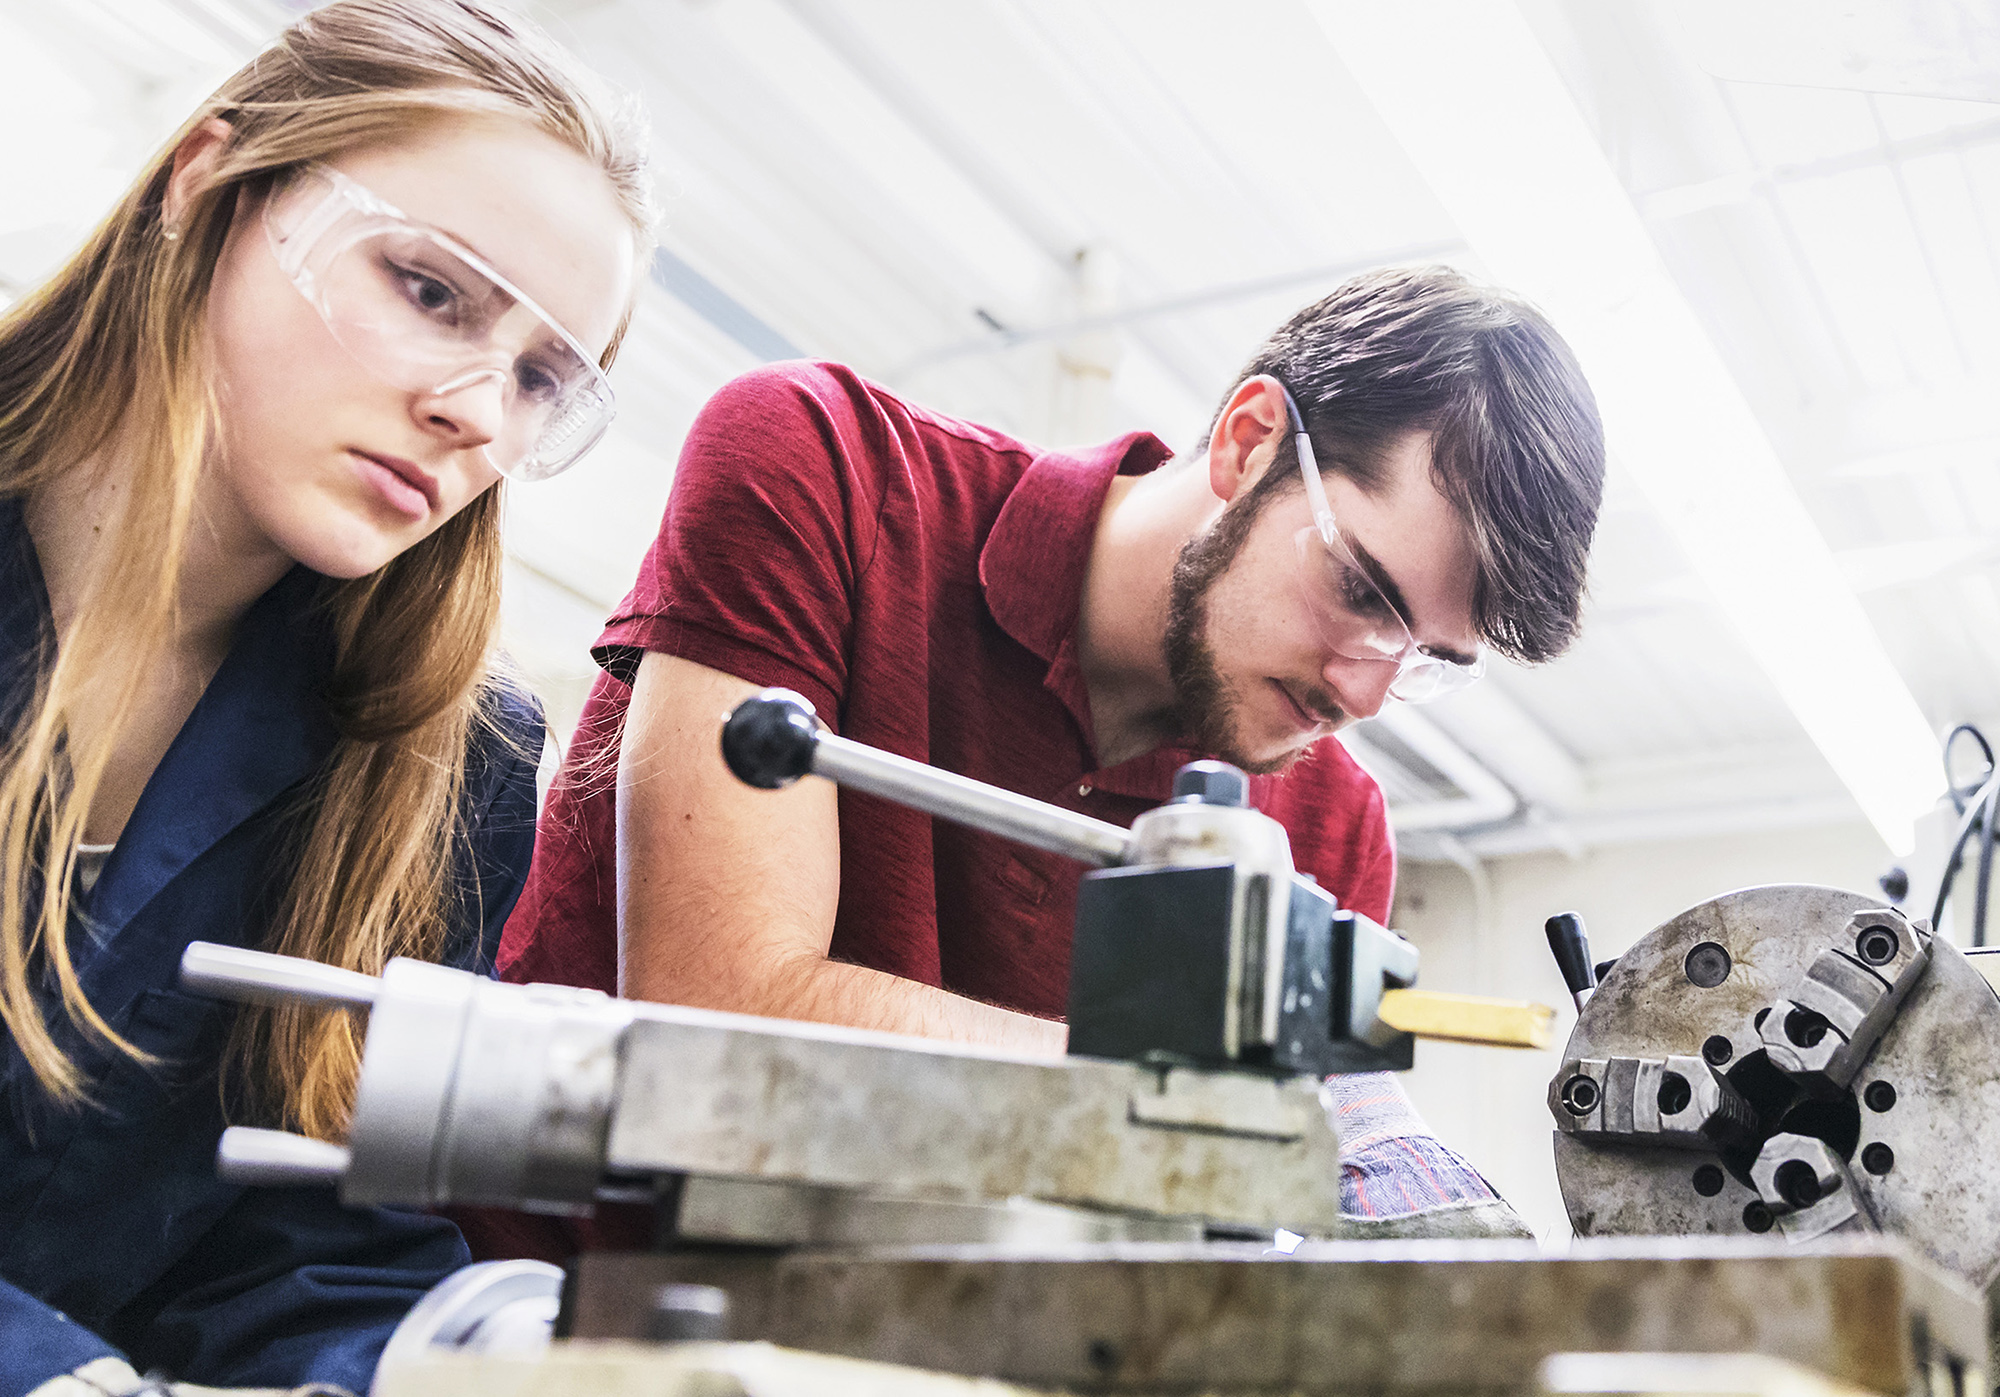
top-left (1162, 490), bottom-right (1335, 777)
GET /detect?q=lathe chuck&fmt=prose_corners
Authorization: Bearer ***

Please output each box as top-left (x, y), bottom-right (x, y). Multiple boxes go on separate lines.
top-left (1550, 883), bottom-right (2000, 1288)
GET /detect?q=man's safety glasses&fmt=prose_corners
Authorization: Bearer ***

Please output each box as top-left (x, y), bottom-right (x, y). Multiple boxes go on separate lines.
top-left (1277, 382), bottom-right (1485, 705)
top-left (264, 165), bottom-right (616, 483)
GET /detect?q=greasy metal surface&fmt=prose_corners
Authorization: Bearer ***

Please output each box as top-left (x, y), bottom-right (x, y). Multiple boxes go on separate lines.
top-left (1552, 885), bottom-right (2000, 1288)
top-left (1124, 1066), bottom-right (1313, 1138)
top-left (607, 1013), bottom-right (1346, 1230)
top-left (1552, 1054), bottom-right (1757, 1148)
top-left (1123, 800), bottom-right (1295, 1056)
top-left (1758, 907), bottom-right (1929, 1088)
top-left (1748, 1134), bottom-right (1867, 1241)
top-left (675, 1176), bottom-right (1203, 1248)
top-left (375, 1341), bottom-right (1057, 1396)
top-left (1537, 1353), bottom-right (1883, 1397)
top-left (572, 1237), bottom-right (1985, 1396)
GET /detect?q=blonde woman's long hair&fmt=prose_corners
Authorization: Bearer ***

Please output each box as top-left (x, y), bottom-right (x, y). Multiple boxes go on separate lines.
top-left (0, 0), bottom-right (652, 1139)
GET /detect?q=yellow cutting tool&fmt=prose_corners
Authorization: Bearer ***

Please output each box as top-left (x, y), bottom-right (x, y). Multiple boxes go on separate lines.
top-left (1377, 989), bottom-right (1556, 1049)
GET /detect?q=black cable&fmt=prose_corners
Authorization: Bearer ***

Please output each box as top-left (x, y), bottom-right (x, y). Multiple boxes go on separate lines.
top-left (1931, 760), bottom-right (2000, 940)
top-left (1979, 785), bottom-right (1997, 949)
top-left (1944, 723), bottom-right (1994, 816)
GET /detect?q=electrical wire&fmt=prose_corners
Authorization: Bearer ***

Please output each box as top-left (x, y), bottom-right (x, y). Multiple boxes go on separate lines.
top-left (1944, 724), bottom-right (1993, 815)
top-left (1931, 723), bottom-right (2000, 946)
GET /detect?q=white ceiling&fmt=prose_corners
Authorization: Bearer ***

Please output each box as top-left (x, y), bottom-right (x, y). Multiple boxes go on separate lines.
top-left (4, 0), bottom-right (1996, 864)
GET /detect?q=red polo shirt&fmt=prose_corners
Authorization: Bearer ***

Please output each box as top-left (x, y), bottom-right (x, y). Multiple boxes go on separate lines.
top-left (499, 361), bottom-right (1396, 1003)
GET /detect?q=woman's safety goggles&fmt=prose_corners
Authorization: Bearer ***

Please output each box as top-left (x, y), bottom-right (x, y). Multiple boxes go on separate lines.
top-left (1278, 382), bottom-right (1485, 705)
top-left (263, 165), bottom-right (615, 483)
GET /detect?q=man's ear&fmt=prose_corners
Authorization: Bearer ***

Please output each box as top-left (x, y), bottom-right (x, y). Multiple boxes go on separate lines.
top-left (1206, 374), bottom-right (1290, 505)
top-left (161, 118), bottom-right (235, 231)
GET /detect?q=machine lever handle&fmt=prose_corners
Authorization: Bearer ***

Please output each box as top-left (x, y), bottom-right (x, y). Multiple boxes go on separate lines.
top-left (1545, 911), bottom-right (1596, 1012)
top-left (180, 941), bottom-right (381, 1010)
top-left (722, 690), bottom-right (1135, 868)
top-left (217, 1126), bottom-right (351, 1187)
top-left (720, 688), bottom-right (822, 789)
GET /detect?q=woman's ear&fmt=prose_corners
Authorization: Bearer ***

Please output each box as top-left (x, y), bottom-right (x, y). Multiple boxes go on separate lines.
top-left (162, 118), bottom-right (235, 232)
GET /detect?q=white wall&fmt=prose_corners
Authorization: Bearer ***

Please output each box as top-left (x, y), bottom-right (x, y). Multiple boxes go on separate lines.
top-left (1389, 818), bottom-right (1894, 1243)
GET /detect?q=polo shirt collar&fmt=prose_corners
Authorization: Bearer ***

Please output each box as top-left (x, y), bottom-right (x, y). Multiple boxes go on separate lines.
top-left (978, 430), bottom-right (1172, 761)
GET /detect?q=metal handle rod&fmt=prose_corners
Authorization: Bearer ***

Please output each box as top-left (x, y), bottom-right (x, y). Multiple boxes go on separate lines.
top-left (181, 941), bottom-right (381, 1010)
top-left (812, 731), bottom-right (1133, 868)
top-left (217, 1125), bottom-right (351, 1187)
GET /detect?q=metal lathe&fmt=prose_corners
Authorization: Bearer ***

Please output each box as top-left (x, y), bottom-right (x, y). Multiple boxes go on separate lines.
top-left (178, 692), bottom-right (1994, 1397)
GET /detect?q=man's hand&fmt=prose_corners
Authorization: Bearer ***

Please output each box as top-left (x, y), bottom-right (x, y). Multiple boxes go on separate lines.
top-left (616, 652), bottom-right (1066, 1055)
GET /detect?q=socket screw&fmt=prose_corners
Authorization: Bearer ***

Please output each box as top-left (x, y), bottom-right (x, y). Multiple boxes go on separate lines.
top-left (1855, 925), bottom-right (1900, 966)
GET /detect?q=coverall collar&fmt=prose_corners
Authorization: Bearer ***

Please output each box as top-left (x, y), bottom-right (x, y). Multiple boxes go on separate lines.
top-left (0, 493), bottom-right (340, 956)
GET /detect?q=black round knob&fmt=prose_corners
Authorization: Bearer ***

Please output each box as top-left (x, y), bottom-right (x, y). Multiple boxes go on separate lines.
top-left (1172, 760), bottom-right (1249, 807)
top-left (721, 690), bottom-right (821, 790)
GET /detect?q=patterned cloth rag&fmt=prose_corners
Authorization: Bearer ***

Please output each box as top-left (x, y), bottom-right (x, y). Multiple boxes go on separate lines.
top-left (1321, 1073), bottom-right (1531, 1239)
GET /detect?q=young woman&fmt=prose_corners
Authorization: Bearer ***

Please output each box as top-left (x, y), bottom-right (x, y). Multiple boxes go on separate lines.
top-left (0, 1), bottom-right (652, 1389)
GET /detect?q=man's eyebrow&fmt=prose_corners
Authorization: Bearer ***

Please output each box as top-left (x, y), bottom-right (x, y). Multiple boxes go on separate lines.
top-left (1347, 536), bottom-right (1480, 668)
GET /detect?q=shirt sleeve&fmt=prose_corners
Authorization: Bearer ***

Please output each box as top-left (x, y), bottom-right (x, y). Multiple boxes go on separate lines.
top-left (97, 1188), bottom-right (469, 1389)
top-left (592, 362), bottom-right (887, 721)
top-left (1322, 1072), bottom-right (1524, 1230)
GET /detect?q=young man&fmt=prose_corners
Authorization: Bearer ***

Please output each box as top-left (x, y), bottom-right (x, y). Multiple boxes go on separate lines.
top-left (502, 265), bottom-right (1603, 1233)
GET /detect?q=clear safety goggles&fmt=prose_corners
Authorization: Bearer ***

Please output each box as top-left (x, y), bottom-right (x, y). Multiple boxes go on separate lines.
top-left (1279, 382), bottom-right (1485, 705)
top-left (263, 165), bottom-right (616, 483)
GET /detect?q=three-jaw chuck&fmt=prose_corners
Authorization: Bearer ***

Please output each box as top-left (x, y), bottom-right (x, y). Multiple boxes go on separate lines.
top-left (1548, 885), bottom-right (2000, 1288)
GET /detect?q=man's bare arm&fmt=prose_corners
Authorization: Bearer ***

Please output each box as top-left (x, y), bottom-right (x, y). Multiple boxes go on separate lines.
top-left (615, 652), bottom-right (1067, 1055)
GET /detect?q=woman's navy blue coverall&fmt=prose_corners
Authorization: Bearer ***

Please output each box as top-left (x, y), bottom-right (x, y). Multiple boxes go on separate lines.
top-left (0, 497), bottom-right (542, 1394)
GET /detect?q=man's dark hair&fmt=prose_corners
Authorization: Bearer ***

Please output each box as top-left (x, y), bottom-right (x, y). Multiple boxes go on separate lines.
top-left (1214, 265), bottom-right (1604, 665)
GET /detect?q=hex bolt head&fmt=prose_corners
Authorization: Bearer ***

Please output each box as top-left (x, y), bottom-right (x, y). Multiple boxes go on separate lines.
top-left (1560, 1075), bottom-right (1601, 1116)
top-left (1172, 760), bottom-right (1249, 807)
top-left (1749, 1133), bottom-right (1847, 1217)
top-left (1774, 1159), bottom-right (1824, 1208)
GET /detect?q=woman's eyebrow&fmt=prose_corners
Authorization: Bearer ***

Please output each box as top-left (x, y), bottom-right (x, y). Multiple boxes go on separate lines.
top-left (435, 223), bottom-right (502, 272)
top-left (1348, 535), bottom-right (1480, 667)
